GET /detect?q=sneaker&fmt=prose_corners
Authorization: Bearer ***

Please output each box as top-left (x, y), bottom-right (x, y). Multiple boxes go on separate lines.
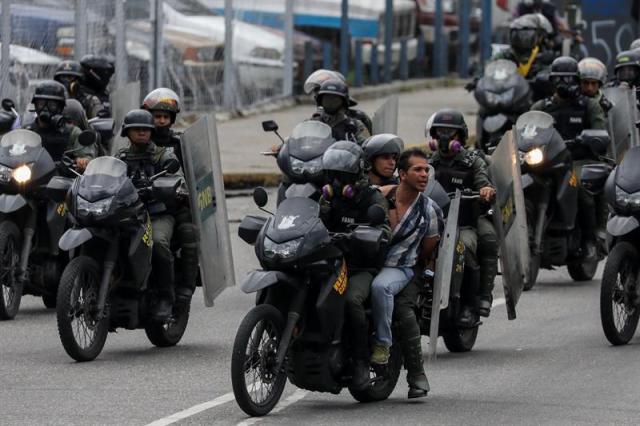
top-left (370, 343), bottom-right (390, 365)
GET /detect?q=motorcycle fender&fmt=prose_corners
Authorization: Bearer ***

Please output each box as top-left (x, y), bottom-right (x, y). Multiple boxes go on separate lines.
top-left (59, 228), bottom-right (93, 251)
top-left (0, 194), bottom-right (27, 214)
top-left (606, 215), bottom-right (640, 237)
top-left (241, 270), bottom-right (298, 294)
top-left (521, 173), bottom-right (534, 190)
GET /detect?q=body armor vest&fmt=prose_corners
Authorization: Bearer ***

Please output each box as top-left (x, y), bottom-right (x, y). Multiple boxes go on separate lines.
top-left (542, 97), bottom-right (589, 141)
top-left (432, 154), bottom-right (477, 227)
top-left (29, 123), bottom-right (70, 162)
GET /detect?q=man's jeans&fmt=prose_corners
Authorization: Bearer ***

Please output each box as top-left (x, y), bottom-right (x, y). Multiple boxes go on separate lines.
top-left (371, 266), bottom-right (414, 347)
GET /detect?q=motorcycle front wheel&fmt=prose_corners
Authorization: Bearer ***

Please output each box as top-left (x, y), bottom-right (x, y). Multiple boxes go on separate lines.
top-left (231, 304), bottom-right (287, 417)
top-left (600, 242), bottom-right (640, 345)
top-left (0, 221), bottom-right (22, 320)
top-left (56, 256), bottom-right (109, 362)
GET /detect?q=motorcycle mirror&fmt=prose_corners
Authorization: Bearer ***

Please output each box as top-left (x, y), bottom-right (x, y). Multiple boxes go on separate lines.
top-left (1, 98), bottom-right (14, 112)
top-left (262, 120), bottom-right (279, 132)
top-left (78, 130), bottom-right (99, 147)
top-left (253, 187), bottom-right (268, 208)
top-left (164, 159), bottom-right (180, 174)
top-left (366, 205), bottom-right (386, 226)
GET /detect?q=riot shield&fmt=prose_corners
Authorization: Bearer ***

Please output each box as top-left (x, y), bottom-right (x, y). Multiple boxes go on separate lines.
top-left (489, 131), bottom-right (529, 320)
top-left (372, 95), bottom-right (398, 135)
top-left (603, 85), bottom-right (639, 162)
top-left (109, 82), bottom-right (141, 155)
top-left (181, 114), bottom-right (235, 306)
top-left (428, 190), bottom-right (460, 361)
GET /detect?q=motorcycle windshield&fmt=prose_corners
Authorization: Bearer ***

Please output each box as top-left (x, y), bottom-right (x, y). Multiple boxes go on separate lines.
top-left (515, 111), bottom-right (554, 131)
top-left (483, 60), bottom-right (520, 92)
top-left (79, 156), bottom-right (131, 202)
top-left (266, 196), bottom-right (323, 243)
top-left (288, 121), bottom-right (335, 161)
top-left (0, 129), bottom-right (42, 148)
top-left (84, 156), bottom-right (127, 177)
top-left (515, 111), bottom-right (560, 153)
top-left (617, 147), bottom-right (640, 194)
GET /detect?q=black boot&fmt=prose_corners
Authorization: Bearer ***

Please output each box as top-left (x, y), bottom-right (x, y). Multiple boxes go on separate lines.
top-left (401, 337), bottom-right (429, 398)
top-left (478, 253), bottom-right (497, 318)
top-left (352, 358), bottom-right (370, 391)
top-left (152, 297), bottom-right (173, 322)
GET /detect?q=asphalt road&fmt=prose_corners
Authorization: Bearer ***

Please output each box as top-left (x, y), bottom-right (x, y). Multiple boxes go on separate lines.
top-left (1, 188), bottom-right (639, 426)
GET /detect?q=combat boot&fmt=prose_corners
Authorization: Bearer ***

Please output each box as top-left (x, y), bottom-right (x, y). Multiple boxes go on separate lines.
top-left (478, 257), bottom-right (497, 318)
top-left (401, 337), bottom-right (429, 398)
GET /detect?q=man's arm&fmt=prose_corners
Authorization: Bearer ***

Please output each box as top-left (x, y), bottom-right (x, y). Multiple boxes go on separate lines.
top-left (587, 97), bottom-right (607, 130)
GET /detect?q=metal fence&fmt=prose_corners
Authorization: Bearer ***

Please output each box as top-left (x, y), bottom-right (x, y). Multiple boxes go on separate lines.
top-left (1, 0), bottom-right (638, 117)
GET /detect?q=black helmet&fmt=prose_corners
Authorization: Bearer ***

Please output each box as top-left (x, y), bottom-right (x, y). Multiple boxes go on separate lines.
top-left (316, 79), bottom-right (349, 114)
top-left (509, 14), bottom-right (543, 54)
top-left (120, 109), bottom-right (155, 137)
top-left (362, 134), bottom-right (404, 163)
top-left (32, 80), bottom-right (66, 104)
top-left (322, 140), bottom-right (365, 180)
top-left (550, 56), bottom-right (580, 96)
top-left (54, 60), bottom-right (83, 81)
top-left (63, 99), bottom-right (89, 130)
top-left (80, 54), bottom-right (115, 91)
top-left (614, 50), bottom-right (640, 85)
top-left (141, 88), bottom-right (181, 123)
top-left (429, 108), bottom-right (468, 142)
top-left (578, 57), bottom-right (607, 85)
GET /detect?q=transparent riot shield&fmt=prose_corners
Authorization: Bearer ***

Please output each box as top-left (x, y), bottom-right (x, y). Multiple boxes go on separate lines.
top-left (110, 82), bottom-right (141, 155)
top-left (372, 95), bottom-right (398, 135)
top-left (603, 85), bottom-right (639, 162)
top-left (428, 190), bottom-right (460, 360)
top-left (489, 131), bottom-right (529, 320)
top-left (181, 114), bottom-right (235, 306)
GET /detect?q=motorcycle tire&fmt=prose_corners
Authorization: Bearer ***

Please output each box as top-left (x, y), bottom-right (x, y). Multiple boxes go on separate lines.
top-left (600, 242), bottom-right (640, 345)
top-left (524, 200), bottom-right (539, 291)
top-left (56, 256), bottom-right (109, 362)
top-left (144, 307), bottom-right (190, 347)
top-left (0, 221), bottom-right (22, 320)
top-left (567, 258), bottom-right (598, 282)
top-left (443, 325), bottom-right (479, 353)
top-left (231, 304), bottom-right (287, 417)
top-left (348, 345), bottom-right (402, 403)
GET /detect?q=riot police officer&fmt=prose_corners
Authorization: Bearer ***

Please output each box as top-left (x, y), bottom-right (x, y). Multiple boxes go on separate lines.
top-left (26, 80), bottom-right (95, 171)
top-left (578, 57), bottom-right (612, 115)
top-left (311, 80), bottom-right (370, 144)
top-left (78, 54), bottom-right (114, 119)
top-left (532, 56), bottom-right (607, 260)
top-left (54, 60), bottom-right (84, 99)
top-left (117, 109), bottom-right (183, 320)
top-left (141, 88), bottom-right (198, 308)
top-left (362, 133), bottom-right (404, 186)
top-left (319, 141), bottom-right (390, 390)
top-left (613, 50), bottom-right (640, 87)
top-left (428, 109), bottom-right (498, 325)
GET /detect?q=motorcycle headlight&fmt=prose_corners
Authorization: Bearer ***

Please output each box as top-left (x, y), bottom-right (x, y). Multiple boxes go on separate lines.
top-left (615, 187), bottom-right (640, 210)
top-left (524, 148), bottom-right (544, 166)
top-left (263, 236), bottom-right (303, 260)
top-left (12, 165), bottom-right (31, 183)
top-left (0, 165), bottom-right (12, 184)
top-left (76, 196), bottom-right (114, 217)
top-left (290, 157), bottom-right (323, 176)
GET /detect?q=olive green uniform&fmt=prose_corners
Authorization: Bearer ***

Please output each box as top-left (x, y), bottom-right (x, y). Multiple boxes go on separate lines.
top-left (311, 109), bottom-right (370, 145)
top-left (117, 142), bottom-right (183, 303)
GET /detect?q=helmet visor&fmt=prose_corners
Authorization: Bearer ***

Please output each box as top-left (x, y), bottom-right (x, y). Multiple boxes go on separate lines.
top-left (550, 75), bottom-right (578, 86)
top-left (510, 29), bottom-right (537, 51)
top-left (34, 99), bottom-right (64, 114)
top-left (323, 149), bottom-right (360, 174)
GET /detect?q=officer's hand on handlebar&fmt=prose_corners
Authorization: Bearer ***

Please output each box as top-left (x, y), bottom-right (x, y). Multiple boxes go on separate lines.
top-left (480, 186), bottom-right (496, 203)
top-left (75, 157), bottom-right (90, 172)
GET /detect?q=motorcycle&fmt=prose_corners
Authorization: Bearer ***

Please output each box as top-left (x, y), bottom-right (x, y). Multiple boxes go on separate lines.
top-left (53, 156), bottom-right (188, 362)
top-left (516, 111), bottom-right (610, 289)
top-left (0, 129), bottom-right (87, 320)
top-left (592, 146), bottom-right (640, 345)
top-left (261, 119), bottom-right (335, 203)
top-left (232, 188), bottom-right (399, 417)
top-left (474, 60), bottom-right (532, 154)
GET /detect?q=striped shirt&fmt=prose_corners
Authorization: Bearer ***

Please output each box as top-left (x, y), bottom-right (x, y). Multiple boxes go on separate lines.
top-left (384, 192), bottom-right (441, 268)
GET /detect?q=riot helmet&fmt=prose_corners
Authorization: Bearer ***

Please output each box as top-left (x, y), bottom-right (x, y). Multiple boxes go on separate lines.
top-left (509, 14), bottom-right (543, 55)
top-left (549, 56), bottom-right (580, 98)
top-left (304, 69), bottom-right (345, 95)
top-left (141, 88), bottom-right (181, 124)
top-left (316, 79), bottom-right (350, 114)
top-left (32, 80), bottom-right (67, 125)
top-left (614, 50), bottom-right (640, 86)
top-left (120, 109), bottom-right (155, 137)
top-left (54, 60), bottom-right (83, 95)
top-left (63, 99), bottom-right (90, 130)
top-left (322, 140), bottom-right (365, 199)
top-left (80, 54), bottom-right (115, 92)
top-left (578, 57), bottom-right (607, 85)
top-left (362, 134), bottom-right (404, 163)
top-left (428, 108), bottom-right (468, 157)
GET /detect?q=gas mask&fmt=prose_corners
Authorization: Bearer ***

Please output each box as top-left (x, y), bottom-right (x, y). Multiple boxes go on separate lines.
top-left (551, 75), bottom-right (580, 98)
top-left (322, 172), bottom-right (359, 200)
top-left (320, 95), bottom-right (345, 115)
top-left (35, 99), bottom-right (65, 126)
top-left (429, 127), bottom-right (462, 155)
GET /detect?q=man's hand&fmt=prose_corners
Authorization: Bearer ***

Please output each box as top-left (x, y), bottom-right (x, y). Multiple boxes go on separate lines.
top-left (75, 157), bottom-right (90, 172)
top-left (480, 186), bottom-right (496, 203)
top-left (270, 144), bottom-right (281, 154)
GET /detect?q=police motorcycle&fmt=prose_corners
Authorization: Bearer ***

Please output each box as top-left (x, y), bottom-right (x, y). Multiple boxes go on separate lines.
top-left (232, 188), bottom-right (399, 416)
top-left (0, 129), bottom-right (91, 320)
top-left (516, 111), bottom-right (610, 289)
top-left (261, 119), bottom-right (335, 203)
top-left (475, 60), bottom-right (532, 154)
top-left (53, 156), bottom-right (187, 362)
top-left (585, 146), bottom-right (640, 345)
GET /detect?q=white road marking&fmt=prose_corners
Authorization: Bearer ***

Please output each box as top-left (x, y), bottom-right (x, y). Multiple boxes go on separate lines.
top-left (235, 389), bottom-right (309, 426)
top-left (145, 392), bottom-right (235, 426)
